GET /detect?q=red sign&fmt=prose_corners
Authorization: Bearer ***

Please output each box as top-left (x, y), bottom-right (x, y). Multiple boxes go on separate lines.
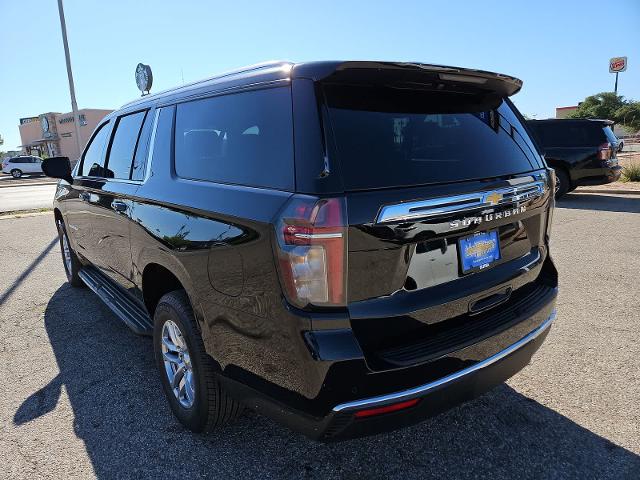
top-left (609, 57), bottom-right (627, 73)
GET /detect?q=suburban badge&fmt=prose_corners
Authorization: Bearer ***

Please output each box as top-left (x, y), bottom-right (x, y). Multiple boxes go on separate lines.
top-left (449, 205), bottom-right (527, 229)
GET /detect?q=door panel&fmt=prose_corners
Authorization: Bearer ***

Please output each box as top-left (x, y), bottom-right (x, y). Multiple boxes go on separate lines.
top-left (26, 158), bottom-right (36, 173)
top-left (60, 181), bottom-right (94, 260)
top-left (78, 179), bottom-right (139, 291)
top-left (75, 108), bottom-right (149, 291)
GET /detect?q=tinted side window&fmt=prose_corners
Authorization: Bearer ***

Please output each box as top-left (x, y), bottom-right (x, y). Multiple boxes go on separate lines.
top-left (174, 87), bottom-right (294, 190)
top-left (131, 109), bottom-right (155, 181)
top-left (150, 106), bottom-right (175, 177)
top-left (106, 110), bottom-right (147, 179)
top-left (83, 122), bottom-right (111, 177)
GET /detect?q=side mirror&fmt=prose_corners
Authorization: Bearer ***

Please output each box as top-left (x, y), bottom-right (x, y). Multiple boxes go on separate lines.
top-left (42, 156), bottom-right (73, 183)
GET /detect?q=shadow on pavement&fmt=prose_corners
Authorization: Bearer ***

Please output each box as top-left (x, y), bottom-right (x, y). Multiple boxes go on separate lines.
top-left (14, 284), bottom-right (640, 479)
top-left (0, 237), bottom-right (57, 305)
top-left (557, 192), bottom-right (640, 214)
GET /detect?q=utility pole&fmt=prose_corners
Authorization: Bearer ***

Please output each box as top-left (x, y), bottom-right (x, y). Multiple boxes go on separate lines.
top-left (57, 0), bottom-right (83, 160)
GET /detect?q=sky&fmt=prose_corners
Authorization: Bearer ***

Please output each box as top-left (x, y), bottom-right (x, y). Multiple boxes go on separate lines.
top-left (1, 0), bottom-right (639, 151)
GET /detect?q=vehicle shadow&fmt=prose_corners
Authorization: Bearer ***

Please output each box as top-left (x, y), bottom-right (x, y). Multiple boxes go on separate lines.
top-left (557, 192), bottom-right (640, 213)
top-left (0, 237), bottom-right (57, 305)
top-left (15, 285), bottom-right (640, 479)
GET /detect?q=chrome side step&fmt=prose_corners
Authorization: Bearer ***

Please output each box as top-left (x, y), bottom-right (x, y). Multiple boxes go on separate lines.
top-left (78, 266), bottom-right (153, 336)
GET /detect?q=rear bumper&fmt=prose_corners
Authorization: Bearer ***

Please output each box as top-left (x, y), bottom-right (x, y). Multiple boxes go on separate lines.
top-left (220, 286), bottom-right (557, 441)
top-left (574, 165), bottom-right (622, 186)
top-left (327, 310), bottom-right (555, 439)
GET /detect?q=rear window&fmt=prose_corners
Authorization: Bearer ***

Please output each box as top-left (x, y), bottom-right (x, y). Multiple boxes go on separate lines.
top-left (323, 85), bottom-right (540, 190)
top-left (529, 121), bottom-right (607, 148)
top-left (174, 87), bottom-right (294, 190)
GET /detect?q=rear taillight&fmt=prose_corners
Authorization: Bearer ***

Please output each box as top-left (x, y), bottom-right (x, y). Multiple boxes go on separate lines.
top-left (274, 196), bottom-right (347, 308)
top-left (598, 142), bottom-right (612, 162)
top-left (545, 170), bottom-right (555, 240)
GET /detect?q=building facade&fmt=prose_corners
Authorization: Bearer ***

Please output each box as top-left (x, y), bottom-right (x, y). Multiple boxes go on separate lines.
top-left (555, 106), bottom-right (578, 119)
top-left (19, 109), bottom-right (113, 160)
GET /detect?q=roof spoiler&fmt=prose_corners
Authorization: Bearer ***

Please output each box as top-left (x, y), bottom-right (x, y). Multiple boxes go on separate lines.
top-left (292, 61), bottom-right (523, 97)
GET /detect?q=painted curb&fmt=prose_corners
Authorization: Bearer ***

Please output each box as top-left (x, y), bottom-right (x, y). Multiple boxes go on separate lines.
top-left (0, 210), bottom-right (53, 220)
top-left (575, 189), bottom-right (640, 196)
top-left (0, 182), bottom-right (57, 189)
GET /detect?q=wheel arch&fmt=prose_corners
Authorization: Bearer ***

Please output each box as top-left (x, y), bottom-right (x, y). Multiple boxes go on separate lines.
top-left (141, 262), bottom-right (199, 323)
top-left (544, 158), bottom-right (573, 184)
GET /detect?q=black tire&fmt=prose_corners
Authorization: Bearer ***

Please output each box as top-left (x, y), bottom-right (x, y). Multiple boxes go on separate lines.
top-left (56, 219), bottom-right (85, 287)
top-left (10, 169), bottom-right (22, 178)
top-left (554, 169), bottom-right (570, 199)
top-left (154, 290), bottom-right (243, 433)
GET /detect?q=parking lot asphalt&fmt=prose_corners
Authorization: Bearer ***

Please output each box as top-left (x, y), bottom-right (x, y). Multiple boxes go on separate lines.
top-left (0, 174), bottom-right (57, 187)
top-left (0, 193), bottom-right (638, 479)
top-left (0, 184), bottom-right (57, 213)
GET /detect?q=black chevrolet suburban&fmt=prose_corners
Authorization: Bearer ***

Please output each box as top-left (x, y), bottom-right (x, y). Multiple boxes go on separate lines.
top-left (43, 61), bottom-right (558, 441)
top-left (527, 118), bottom-right (622, 198)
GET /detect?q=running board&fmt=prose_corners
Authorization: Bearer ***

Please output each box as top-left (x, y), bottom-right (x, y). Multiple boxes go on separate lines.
top-left (78, 266), bottom-right (153, 336)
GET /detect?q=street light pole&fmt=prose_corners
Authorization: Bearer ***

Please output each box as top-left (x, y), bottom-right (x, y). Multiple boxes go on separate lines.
top-left (57, 0), bottom-right (82, 160)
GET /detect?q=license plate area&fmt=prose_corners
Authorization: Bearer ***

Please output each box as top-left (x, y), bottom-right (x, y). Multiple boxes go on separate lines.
top-left (459, 230), bottom-right (501, 274)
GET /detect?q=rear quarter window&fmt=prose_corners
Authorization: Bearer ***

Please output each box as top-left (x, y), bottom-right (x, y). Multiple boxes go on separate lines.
top-left (173, 87), bottom-right (294, 190)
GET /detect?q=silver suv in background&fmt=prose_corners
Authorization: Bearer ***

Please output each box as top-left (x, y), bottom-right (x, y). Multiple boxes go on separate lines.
top-left (1, 155), bottom-right (44, 178)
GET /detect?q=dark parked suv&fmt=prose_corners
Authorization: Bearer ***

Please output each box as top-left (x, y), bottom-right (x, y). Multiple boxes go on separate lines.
top-left (527, 118), bottom-right (621, 198)
top-left (43, 61), bottom-right (558, 440)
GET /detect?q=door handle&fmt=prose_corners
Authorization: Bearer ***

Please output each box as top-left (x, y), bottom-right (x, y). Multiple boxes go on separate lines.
top-left (111, 200), bottom-right (128, 213)
top-left (79, 191), bottom-right (90, 202)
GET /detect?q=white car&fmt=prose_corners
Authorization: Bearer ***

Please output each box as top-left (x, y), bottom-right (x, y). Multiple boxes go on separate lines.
top-left (1, 155), bottom-right (44, 178)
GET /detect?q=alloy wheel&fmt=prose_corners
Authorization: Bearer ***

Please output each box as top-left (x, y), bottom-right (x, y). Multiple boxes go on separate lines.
top-left (161, 320), bottom-right (196, 408)
top-left (60, 225), bottom-right (73, 274)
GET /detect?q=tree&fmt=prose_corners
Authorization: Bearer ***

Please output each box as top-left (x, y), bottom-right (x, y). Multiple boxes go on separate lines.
top-left (616, 103), bottom-right (640, 133)
top-left (568, 92), bottom-right (624, 120)
top-left (568, 92), bottom-right (640, 132)
top-left (0, 134), bottom-right (4, 146)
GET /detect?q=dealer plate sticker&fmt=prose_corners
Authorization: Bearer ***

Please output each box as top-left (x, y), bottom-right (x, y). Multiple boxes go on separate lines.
top-left (459, 230), bottom-right (501, 273)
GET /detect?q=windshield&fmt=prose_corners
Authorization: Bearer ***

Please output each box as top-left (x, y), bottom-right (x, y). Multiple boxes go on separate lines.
top-left (323, 85), bottom-right (542, 190)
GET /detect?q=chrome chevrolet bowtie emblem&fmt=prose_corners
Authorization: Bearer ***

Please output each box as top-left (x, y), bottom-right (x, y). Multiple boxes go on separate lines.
top-left (483, 191), bottom-right (503, 206)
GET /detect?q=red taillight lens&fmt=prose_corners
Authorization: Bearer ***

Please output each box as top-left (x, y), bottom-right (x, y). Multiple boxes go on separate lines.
top-left (354, 398), bottom-right (421, 418)
top-left (274, 196), bottom-right (347, 308)
top-left (598, 142), bottom-right (612, 162)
